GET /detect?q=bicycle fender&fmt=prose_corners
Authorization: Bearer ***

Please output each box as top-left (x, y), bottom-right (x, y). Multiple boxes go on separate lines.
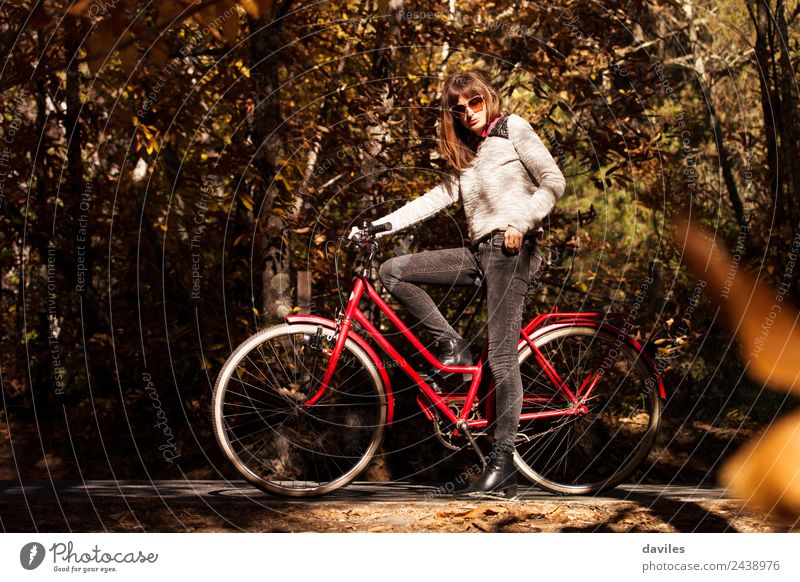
top-left (285, 314), bottom-right (395, 424)
top-left (523, 321), bottom-right (667, 399)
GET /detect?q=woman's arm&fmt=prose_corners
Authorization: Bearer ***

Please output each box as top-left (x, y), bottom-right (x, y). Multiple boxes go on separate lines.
top-left (506, 114), bottom-right (567, 234)
top-left (372, 172), bottom-right (460, 237)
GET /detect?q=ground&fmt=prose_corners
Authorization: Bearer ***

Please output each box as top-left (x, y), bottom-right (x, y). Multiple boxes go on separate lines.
top-left (0, 481), bottom-right (796, 532)
top-left (2, 409), bottom-right (798, 532)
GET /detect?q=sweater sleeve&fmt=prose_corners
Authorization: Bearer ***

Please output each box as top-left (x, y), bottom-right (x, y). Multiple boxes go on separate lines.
top-left (372, 172), bottom-right (460, 238)
top-left (506, 114), bottom-right (566, 233)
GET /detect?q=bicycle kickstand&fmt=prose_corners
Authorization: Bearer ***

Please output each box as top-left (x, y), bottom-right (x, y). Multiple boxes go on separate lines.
top-left (456, 419), bottom-right (487, 467)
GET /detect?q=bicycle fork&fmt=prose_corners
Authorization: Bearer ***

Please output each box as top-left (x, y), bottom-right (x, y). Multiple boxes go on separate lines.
top-left (302, 280), bottom-right (366, 407)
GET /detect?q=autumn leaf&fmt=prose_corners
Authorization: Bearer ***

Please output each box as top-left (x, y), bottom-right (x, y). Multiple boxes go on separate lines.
top-left (238, 0), bottom-right (261, 19)
top-left (719, 409), bottom-right (800, 518)
top-left (219, 0), bottom-right (241, 43)
top-left (192, 5), bottom-right (224, 42)
top-left (66, 0), bottom-right (95, 16)
top-left (675, 214), bottom-right (800, 519)
top-left (674, 215), bottom-right (800, 393)
top-left (239, 193), bottom-right (254, 210)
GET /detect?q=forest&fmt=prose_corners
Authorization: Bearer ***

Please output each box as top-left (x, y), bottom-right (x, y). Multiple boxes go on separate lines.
top-left (1, 0), bottom-right (799, 492)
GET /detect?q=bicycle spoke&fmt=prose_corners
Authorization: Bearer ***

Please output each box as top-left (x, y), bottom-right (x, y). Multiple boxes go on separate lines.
top-left (515, 326), bottom-right (660, 494)
top-left (213, 324), bottom-right (386, 496)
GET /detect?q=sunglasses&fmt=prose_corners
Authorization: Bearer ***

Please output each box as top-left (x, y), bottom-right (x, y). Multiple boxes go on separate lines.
top-left (450, 95), bottom-right (484, 118)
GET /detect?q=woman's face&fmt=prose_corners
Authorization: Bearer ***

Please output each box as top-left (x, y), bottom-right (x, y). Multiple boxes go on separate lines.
top-left (453, 94), bottom-right (487, 136)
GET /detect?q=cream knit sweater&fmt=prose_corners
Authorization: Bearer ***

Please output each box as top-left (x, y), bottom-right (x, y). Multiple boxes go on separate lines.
top-left (373, 114), bottom-right (566, 245)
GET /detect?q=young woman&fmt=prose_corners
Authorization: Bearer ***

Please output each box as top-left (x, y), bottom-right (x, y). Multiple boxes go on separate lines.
top-left (350, 70), bottom-right (566, 498)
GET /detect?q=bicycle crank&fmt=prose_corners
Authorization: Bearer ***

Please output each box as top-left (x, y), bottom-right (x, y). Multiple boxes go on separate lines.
top-left (456, 419), bottom-right (487, 465)
top-left (433, 403), bottom-right (484, 451)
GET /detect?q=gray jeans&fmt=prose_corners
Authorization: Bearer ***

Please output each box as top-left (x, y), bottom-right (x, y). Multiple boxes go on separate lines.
top-left (378, 232), bottom-right (542, 453)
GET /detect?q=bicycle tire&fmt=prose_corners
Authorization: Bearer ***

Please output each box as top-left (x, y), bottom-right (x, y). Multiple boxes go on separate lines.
top-left (213, 323), bottom-right (387, 497)
top-left (513, 325), bottom-right (661, 495)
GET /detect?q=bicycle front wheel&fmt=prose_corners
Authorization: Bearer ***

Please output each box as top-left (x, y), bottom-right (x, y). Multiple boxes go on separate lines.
top-left (514, 326), bottom-right (661, 495)
top-left (213, 323), bottom-right (387, 497)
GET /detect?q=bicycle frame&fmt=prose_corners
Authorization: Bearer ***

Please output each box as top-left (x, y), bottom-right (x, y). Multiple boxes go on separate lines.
top-left (291, 273), bottom-right (667, 433)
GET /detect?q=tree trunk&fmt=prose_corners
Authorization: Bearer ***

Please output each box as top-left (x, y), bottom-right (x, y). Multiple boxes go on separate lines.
top-left (247, 2), bottom-right (293, 319)
top-left (62, 17), bottom-right (85, 293)
top-left (775, 0), bottom-right (800, 231)
top-left (299, 40), bottom-right (352, 211)
top-left (706, 86), bottom-right (744, 225)
top-left (364, 1), bottom-right (405, 325)
top-left (747, 1), bottom-right (779, 203)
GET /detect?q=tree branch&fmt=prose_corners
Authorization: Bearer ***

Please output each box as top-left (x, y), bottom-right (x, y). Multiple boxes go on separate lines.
top-left (1, 0), bottom-right (226, 92)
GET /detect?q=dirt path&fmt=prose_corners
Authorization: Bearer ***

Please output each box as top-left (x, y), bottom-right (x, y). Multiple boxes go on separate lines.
top-left (1, 481), bottom-right (795, 532)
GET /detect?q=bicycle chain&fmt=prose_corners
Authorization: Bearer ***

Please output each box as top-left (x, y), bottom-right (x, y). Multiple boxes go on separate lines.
top-left (432, 404), bottom-right (484, 451)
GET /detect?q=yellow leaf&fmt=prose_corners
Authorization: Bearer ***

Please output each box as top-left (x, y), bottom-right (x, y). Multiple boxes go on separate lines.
top-left (239, 0), bottom-right (260, 18)
top-left (240, 193), bottom-right (254, 210)
top-left (67, 0), bottom-right (95, 16)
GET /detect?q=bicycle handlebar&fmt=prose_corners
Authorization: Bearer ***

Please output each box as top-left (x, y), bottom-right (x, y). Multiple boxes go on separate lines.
top-left (360, 221), bottom-right (392, 236)
top-left (346, 221), bottom-right (393, 248)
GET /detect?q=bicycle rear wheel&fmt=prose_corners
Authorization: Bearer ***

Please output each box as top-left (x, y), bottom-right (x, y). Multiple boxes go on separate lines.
top-left (514, 325), bottom-right (661, 495)
top-left (213, 323), bottom-right (387, 497)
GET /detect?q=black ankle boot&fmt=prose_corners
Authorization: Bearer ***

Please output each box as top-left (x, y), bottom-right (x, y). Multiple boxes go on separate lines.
top-left (435, 338), bottom-right (472, 367)
top-left (453, 450), bottom-right (518, 499)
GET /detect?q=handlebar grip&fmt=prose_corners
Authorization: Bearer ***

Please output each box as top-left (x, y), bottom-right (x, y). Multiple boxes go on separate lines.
top-left (358, 221), bottom-right (393, 236)
top-left (369, 222), bottom-right (392, 234)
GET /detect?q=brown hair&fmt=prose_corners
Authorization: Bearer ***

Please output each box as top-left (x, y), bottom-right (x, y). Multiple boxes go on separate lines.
top-left (437, 70), bottom-right (504, 171)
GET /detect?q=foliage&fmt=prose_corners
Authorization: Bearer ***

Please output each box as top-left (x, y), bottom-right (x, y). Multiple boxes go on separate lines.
top-left (1, 0), bottom-right (799, 479)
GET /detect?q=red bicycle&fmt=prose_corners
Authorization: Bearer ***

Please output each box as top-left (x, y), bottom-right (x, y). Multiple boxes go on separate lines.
top-left (213, 222), bottom-right (666, 497)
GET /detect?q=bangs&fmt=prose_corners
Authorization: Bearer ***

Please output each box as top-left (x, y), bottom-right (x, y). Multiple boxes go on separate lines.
top-left (445, 83), bottom-right (482, 108)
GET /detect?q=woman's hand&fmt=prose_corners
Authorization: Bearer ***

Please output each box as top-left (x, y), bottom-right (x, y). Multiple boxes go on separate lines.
top-left (504, 225), bottom-right (524, 254)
